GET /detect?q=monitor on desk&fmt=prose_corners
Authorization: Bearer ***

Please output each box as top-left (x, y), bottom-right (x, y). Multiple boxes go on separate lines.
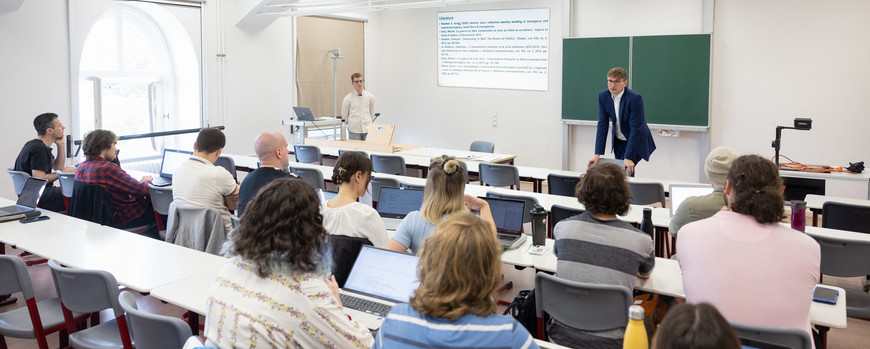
top-left (668, 184), bottom-right (715, 216)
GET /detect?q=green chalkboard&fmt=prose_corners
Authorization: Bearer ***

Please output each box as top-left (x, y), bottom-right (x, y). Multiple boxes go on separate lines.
top-left (562, 37), bottom-right (629, 121)
top-left (562, 34), bottom-right (711, 128)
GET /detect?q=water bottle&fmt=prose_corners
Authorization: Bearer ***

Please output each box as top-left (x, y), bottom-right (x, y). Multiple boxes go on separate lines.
top-left (530, 204), bottom-right (547, 246)
top-left (640, 208), bottom-right (654, 239)
top-left (791, 200), bottom-right (807, 232)
top-left (623, 305), bottom-right (648, 349)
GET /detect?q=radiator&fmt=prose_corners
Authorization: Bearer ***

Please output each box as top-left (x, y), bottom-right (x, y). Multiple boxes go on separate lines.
top-left (123, 159), bottom-right (161, 173)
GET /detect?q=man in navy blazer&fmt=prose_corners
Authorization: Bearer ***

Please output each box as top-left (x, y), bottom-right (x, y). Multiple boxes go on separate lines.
top-left (588, 67), bottom-right (656, 175)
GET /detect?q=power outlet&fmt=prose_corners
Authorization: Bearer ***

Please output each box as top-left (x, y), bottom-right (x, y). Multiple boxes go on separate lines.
top-left (492, 113), bottom-right (498, 127)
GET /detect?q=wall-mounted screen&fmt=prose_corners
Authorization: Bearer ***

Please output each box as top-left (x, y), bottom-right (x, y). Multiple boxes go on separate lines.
top-left (437, 8), bottom-right (549, 91)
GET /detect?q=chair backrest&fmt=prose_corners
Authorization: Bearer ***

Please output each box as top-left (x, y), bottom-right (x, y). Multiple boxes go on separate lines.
top-left (822, 202), bottom-right (870, 234)
top-left (551, 204), bottom-right (584, 227)
top-left (294, 144), bottom-right (323, 165)
top-left (547, 174), bottom-right (580, 197)
top-left (214, 156), bottom-right (237, 180)
top-left (596, 158), bottom-right (623, 167)
top-left (486, 191), bottom-right (539, 223)
top-left (57, 172), bottom-right (75, 198)
top-left (48, 259), bottom-right (124, 318)
top-left (119, 291), bottom-right (192, 349)
top-left (339, 149), bottom-right (369, 158)
top-left (400, 182), bottom-right (425, 191)
top-left (534, 272), bottom-right (632, 331)
top-left (165, 203), bottom-right (228, 255)
top-left (147, 184), bottom-right (173, 216)
top-left (470, 140), bottom-right (495, 153)
top-left (371, 177), bottom-right (401, 203)
top-left (327, 235), bottom-right (373, 288)
top-left (730, 321), bottom-right (812, 349)
top-left (289, 166), bottom-right (325, 191)
top-left (811, 233), bottom-right (870, 277)
top-left (630, 182), bottom-right (666, 208)
top-left (69, 181), bottom-right (116, 226)
top-left (371, 154), bottom-right (406, 176)
top-left (0, 254), bottom-right (35, 299)
top-left (7, 168), bottom-right (32, 196)
top-left (479, 163), bottom-right (520, 189)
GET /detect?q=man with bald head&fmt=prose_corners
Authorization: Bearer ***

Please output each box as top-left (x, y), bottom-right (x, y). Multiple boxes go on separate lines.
top-left (237, 132), bottom-right (296, 216)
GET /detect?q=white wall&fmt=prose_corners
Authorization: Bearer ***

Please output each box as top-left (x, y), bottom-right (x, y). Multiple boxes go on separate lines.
top-left (366, 0), bottom-right (566, 169)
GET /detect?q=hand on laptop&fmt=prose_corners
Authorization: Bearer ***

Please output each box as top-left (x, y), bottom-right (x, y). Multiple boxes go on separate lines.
top-left (463, 195), bottom-right (488, 211)
top-left (140, 176), bottom-right (153, 183)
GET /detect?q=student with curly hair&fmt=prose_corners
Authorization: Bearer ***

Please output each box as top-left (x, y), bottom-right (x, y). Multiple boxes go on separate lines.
top-left (678, 155), bottom-right (820, 343)
top-left (321, 151), bottom-right (389, 246)
top-left (201, 178), bottom-right (373, 348)
top-left (383, 155), bottom-right (496, 254)
top-left (375, 212), bottom-right (539, 348)
top-left (550, 162), bottom-right (655, 348)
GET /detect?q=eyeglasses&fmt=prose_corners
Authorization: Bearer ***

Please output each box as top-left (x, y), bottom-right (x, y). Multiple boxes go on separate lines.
top-left (352, 80), bottom-right (364, 84)
top-left (606, 79), bottom-right (625, 85)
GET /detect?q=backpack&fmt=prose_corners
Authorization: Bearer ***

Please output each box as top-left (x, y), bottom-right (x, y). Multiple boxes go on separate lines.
top-left (504, 289), bottom-right (538, 338)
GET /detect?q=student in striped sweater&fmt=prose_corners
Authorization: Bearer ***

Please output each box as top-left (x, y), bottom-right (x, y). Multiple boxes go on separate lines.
top-left (375, 212), bottom-right (539, 349)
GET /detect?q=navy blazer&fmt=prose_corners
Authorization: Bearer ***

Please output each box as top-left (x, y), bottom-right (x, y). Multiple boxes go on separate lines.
top-left (594, 88), bottom-right (656, 162)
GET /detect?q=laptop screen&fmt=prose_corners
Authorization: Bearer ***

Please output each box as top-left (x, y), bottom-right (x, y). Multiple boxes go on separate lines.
top-left (668, 185), bottom-right (715, 216)
top-left (17, 177), bottom-right (47, 208)
top-left (343, 246), bottom-right (421, 303)
top-left (376, 187), bottom-right (424, 218)
top-left (160, 149), bottom-right (192, 178)
top-left (480, 196), bottom-right (525, 234)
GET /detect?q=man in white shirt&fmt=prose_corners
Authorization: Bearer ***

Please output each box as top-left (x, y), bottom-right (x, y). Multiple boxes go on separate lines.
top-left (172, 128), bottom-right (239, 231)
top-left (341, 72), bottom-right (375, 140)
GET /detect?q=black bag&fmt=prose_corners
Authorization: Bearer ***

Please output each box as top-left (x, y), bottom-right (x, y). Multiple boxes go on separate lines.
top-left (504, 289), bottom-right (537, 338)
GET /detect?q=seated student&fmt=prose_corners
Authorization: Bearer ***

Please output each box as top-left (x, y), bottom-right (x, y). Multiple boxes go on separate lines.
top-left (678, 155), bottom-right (820, 343)
top-left (200, 178), bottom-right (373, 348)
top-left (550, 162), bottom-right (655, 348)
top-left (376, 212), bottom-right (539, 349)
top-left (383, 155), bottom-right (496, 254)
top-left (14, 112), bottom-right (76, 212)
top-left (321, 151), bottom-right (389, 246)
top-left (75, 130), bottom-right (158, 238)
top-left (669, 146), bottom-right (739, 236)
top-left (172, 127), bottom-right (239, 232)
top-left (237, 132), bottom-right (295, 216)
top-left (651, 303), bottom-right (740, 349)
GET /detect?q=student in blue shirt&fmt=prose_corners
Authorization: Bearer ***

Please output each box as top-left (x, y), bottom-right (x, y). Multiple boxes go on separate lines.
top-left (383, 155), bottom-right (496, 254)
top-left (376, 212), bottom-right (539, 349)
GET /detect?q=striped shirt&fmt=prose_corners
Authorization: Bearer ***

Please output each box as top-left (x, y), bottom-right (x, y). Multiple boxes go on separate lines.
top-left (375, 303), bottom-right (538, 349)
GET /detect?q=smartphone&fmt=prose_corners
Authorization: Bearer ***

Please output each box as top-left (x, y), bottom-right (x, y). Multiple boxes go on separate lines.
top-left (20, 215), bottom-right (50, 224)
top-left (813, 286), bottom-right (839, 304)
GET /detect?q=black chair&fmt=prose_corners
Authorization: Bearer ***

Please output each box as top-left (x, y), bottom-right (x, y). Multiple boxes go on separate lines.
top-left (551, 204), bottom-right (584, 227)
top-left (547, 174), bottom-right (580, 197)
top-left (629, 182), bottom-right (666, 208)
top-left (294, 144), bottom-right (323, 165)
top-left (327, 235), bottom-right (373, 288)
top-left (822, 202), bottom-right (870, 234)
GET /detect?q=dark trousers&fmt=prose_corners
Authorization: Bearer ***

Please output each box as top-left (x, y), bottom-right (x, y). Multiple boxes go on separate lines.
top-left (613, 139), bottom-right (640, 177)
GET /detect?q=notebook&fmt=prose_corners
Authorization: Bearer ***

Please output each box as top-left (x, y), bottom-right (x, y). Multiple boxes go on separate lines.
top-left (292, 106), bottom-right (317, 121)
top-left (0, 177), bottom-right (47, 219)
top-left (339, 246), bottom-right (420, 329)
top-left (150, 149), bottom-right (193, 186)
top-left (377, 186), bottom-right (424, 230)
top-left (480, 196), bottom-right (528, 250)
top-left (668, 184), bottom-right (716, 216)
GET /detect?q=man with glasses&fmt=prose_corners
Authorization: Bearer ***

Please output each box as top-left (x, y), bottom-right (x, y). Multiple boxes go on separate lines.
top-left (341, 72), bottom-right (375, 140)
top-left (587, 67), bottom-right (656, 176)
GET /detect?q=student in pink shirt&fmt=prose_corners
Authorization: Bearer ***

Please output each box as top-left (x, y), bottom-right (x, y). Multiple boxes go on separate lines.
top-left (677, 155), bottom-right (820, 346)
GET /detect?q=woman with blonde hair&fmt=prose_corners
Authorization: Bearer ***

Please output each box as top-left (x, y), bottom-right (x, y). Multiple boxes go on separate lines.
top-left (321, 151), bottom-right (389, 246)
top-left (375, 212), bottom-right (539, 348)
top-left (383, 155), bottom-right (496, 254)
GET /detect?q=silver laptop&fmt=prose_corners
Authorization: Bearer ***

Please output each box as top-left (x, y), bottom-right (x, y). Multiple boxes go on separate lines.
top-left (292, 106), bottom-right (317, 121)
top-left (377, 187), bottom-right (424, 230)
top-left (480, 196), bottom-right (528, 250)
top-left (668, 184), bottom-right (715, 216)
top-left (0, 177), bottom-right (47, 218)
top-left (150, 149), bottom-right (192, 186)
top-left (339, 246), bottom-right (420, 330)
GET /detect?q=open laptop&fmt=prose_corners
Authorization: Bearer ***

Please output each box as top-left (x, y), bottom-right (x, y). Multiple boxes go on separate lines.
top-left (292, 106), bottom-right (317, 121)
top-left (668, 184), bottom-right (716, 216)
top-left (339, 246), bottom-right (420, 330)
top-left (480, 196), bottom-right (528, 250)
top-left (0, 177), bottom-right (47, 219)
top-left (150, 149), bottom-right (193, 186)
top-left (377, 186), bottom-right (424, 230)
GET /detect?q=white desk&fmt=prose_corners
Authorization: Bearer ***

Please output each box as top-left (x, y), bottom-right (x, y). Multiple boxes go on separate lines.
top-left (395, 147), bottom-right (516, 164)
top-left (803, 194), bottom-right (870, 226)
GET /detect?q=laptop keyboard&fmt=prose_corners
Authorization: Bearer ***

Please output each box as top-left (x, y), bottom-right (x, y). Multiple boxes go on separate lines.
top-left (340, 293), bottom-right (393, 317)
top-left (382, 218), bottom-right (402, 230)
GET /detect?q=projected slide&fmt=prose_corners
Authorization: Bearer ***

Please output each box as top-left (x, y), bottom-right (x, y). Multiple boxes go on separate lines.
top-left (437, 8), bottom-right (549, 91)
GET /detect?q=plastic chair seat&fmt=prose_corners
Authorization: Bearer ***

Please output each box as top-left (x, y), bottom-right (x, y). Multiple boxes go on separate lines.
top-left (844, 287), bottom-right (870, 318)
top-left (0, 298), bottom-right (69, 338)
top-left (69, 318), bottom-right (130, 349)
